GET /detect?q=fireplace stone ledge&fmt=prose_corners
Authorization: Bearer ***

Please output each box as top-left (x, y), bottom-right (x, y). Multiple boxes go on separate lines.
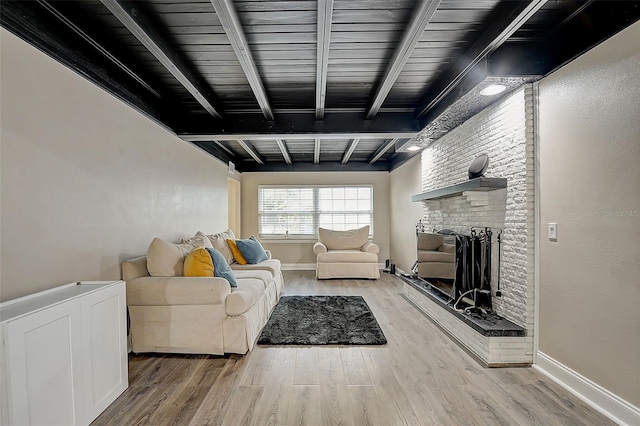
top-left (400, 275), bottom-right (532, 367)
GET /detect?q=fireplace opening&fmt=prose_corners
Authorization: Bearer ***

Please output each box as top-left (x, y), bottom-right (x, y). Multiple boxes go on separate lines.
top-left (413, 222), bottom-right (502, 312)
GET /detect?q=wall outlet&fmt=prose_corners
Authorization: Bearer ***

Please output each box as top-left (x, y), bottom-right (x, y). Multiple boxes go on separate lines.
top-left (548, 222), bottom-right (557, 240)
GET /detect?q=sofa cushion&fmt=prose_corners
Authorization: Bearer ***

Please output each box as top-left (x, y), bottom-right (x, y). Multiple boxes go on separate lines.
top-left (199, 229), bottom-right (235, 265)
top-left (418, 250), bottom-right (455, 263)
top-left (232, 269), bottom-right (273, 290)
top-left (226, 239), bottom-right (248, 265)
top-left (147, 238), bottom-right (195, 277)
top-left (226, 278), bottom-right (264, 316)
top-left (183, 248), bottom-right (215, 277)
top-left (318, 226), bottom-right (370, 250)
top-left (231, 258), bottom-right (281, 277)
top-left (235, 236), bottom-right (268, 264)
top-left (317, 250), bottom-right (378, 263)
top-left (206, 248), bottom-right (237, 287)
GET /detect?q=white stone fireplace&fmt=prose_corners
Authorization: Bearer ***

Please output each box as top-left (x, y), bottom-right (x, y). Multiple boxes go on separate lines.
top-left (404, 85), bottom-right (536, 366)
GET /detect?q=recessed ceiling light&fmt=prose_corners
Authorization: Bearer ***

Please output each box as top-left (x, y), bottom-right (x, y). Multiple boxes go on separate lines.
top-left (480, 84), bottom-right (507, 96)
top-left (406, 145), bottom-right (421, 151)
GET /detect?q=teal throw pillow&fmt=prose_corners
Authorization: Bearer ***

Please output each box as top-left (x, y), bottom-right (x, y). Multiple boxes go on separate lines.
top-left (205, 248), bottom-right (237, 287)
top-left (236, 236), bottom-right (268, 264)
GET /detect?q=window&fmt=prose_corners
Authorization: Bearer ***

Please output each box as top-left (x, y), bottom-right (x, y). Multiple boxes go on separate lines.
top-left (258, 185), bottom-right (373, 238)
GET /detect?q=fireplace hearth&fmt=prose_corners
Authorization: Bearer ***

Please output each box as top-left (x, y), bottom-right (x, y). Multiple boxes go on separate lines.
top-left (400, 274), bottom-right (524, 337)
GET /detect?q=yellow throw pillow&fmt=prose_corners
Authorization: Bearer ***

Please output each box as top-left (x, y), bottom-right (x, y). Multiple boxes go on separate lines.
top-left (226, 239), bottom-right (247, 265)
top-left (183, 248), bottom-right (215, 277)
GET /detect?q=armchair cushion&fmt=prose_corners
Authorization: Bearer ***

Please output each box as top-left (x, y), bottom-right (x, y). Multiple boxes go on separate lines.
top-left (317, 250), bottom-right (378, 263)
top-left (318, 226), bottom-right (370, 250)
top-left (416, 233), bottom-right (445, 251)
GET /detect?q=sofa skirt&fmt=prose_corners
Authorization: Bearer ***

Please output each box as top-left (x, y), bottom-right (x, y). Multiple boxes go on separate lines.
top-left (223, 271), bottom-right (284, 354)
top-left (316, 262), bottom-right (380, 279)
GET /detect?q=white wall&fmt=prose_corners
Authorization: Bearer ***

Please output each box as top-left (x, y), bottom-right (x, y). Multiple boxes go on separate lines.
top-left (417, 86), bottom-right (535, 331)
top-left (538, 21), bottom-right (640, 407)
top-left (0, 30), bottom-right (229, 302)
top-left (241, 171), bottom-right (390, 266)
top-left (389, 154), bottom-right (423, 273)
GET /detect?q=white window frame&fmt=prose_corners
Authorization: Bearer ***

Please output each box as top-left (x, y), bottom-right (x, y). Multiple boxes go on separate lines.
top-left (258, 185), bottom-right (374, 240)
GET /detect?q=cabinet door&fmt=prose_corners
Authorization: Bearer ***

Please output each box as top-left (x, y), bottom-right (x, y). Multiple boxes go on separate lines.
top-left (4, 299), bottom-right (85, 426)
top-left (80, 282), bottom-right (128, 424)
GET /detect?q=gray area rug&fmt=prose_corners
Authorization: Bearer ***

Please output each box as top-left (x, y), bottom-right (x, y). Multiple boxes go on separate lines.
top-left (257, 295), bottom-right (387, 345)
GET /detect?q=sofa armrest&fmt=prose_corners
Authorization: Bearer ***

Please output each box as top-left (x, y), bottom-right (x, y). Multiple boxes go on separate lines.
top-left (126, 276), bottom-right (231, 306)
top-left (226, 291), bottom-right (255, 316)
top-left (313, 241), bottom-right (328, 255)
top-left (361, 241), bottom-right (380, 254)
top-left (264, 249), bottom-right (272, 259)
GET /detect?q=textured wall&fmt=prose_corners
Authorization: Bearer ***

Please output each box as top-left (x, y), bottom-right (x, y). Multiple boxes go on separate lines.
top-left (0, 30), bottom-right (229, 301)
top-left (418, 87), bottom-right (535, 330)
top-left (538, 21), bottom-right (640, 406)
top-left (389, 155), bottom-right (424, 273)
top-left (240, 172), bottom-right (390, 267)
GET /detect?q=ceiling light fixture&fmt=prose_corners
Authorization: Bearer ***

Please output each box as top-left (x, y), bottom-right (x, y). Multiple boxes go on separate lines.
top-left (480, 84), bottom-right (507, 96)
top-left (406, 145), bottom-right (421, 151)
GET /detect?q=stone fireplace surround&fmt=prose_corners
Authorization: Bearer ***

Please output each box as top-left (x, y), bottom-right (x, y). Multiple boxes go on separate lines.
top-left (404, 85), bottom-right (535, 366)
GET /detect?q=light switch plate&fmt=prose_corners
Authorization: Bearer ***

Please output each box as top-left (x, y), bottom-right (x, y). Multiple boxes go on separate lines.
top-left (548, 223), bottom-right (557, 240)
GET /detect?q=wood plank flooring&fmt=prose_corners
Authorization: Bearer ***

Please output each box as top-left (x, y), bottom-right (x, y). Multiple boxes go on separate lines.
top-left (92, 271), bottom-right (614, 426)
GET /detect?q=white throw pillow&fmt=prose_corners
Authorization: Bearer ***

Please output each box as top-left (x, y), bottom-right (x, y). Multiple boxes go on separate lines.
top-left (198, 229), bottom-right (236, 264)
top-left (147, 238), bottom-right (195, 277)
top-left (181, 233), bottom-right (213, 249)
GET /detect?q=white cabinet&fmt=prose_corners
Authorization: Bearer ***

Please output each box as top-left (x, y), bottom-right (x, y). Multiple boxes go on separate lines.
top-left (1, 281), bottom-right (128, 425)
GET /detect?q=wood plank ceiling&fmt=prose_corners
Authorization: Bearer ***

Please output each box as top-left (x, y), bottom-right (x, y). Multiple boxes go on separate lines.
top-left (2, 0), bottom-right (639, 172)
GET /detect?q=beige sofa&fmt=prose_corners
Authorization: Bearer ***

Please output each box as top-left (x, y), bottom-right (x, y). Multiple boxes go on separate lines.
top-left (417, 232), bottom-right (455, 280)
top-left (313, 226), bottom-right (380, 279)
top-left (122, 230), bottom-right (283, 355)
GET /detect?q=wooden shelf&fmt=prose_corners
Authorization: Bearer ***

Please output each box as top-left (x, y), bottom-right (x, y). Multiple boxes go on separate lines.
top-left (412, 177), bottom-right (507, 202)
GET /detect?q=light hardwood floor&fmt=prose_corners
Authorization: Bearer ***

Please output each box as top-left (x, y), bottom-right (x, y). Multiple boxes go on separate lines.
top-left (92, 271), bottom-right (614, 425)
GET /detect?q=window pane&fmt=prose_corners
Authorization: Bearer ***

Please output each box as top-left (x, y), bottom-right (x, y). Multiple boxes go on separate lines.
top-left (260, 186), bottom-right (372, 237)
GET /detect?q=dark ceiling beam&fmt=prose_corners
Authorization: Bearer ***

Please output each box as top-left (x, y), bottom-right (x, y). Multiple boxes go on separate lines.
top-left (275, 139), bottom-right (292, 165)
top-left (369, 138), bottom-right (398, 164)
top-left (177, 111), bottom-right (419, 138)
top-left (0, 0), bottom-right (173, 129)
top-left (240, 160), bottom-right (391, 173)
top-left (314, 139), bottom-right (321, 164)
top-left (414, 0), bottom-right (548, 120)
top-left (315, 0), bottom-right (334, 119)
top-left (192, 141), bottom-right (237, 166)
top-left (37, 0), bottom-right (161, 99)
top-left (366, 0), bottom-right (441, 119)
top-left (341, 139), bottom-right (360, 164)
top-left (100, 0), bottom-right (223, 119)
top-left (236, 140), bottom-right (265, 165)
top-left (210, 0), bottom-right (274, 121)
top-left (212, 140), bottom-right (235, 157)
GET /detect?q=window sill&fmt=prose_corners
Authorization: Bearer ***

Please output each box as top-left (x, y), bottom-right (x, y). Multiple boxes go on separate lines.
top-left (259, 238), bottom-right (317, 244)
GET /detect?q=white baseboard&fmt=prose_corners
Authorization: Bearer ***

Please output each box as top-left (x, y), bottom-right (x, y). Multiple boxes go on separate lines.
top-left (535, 352), bottom-right (640, 426)
top-left (281, 263), bottom-right (315, 271)
top-left (282, 263), bottom-right (389, 271)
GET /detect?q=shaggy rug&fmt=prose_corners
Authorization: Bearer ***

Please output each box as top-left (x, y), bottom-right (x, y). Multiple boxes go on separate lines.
top-left (257, 295), bottom-right (387, 345)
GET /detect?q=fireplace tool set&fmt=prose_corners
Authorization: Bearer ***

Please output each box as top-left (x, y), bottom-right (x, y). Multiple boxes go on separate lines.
top-left (413, 222), bottom-right (503, 313)
top-left (451, 227), bottom-right (503, 313)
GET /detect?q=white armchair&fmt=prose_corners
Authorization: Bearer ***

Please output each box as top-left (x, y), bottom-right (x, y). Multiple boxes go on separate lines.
top-left (313, 226), bottom-right (380, 279)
